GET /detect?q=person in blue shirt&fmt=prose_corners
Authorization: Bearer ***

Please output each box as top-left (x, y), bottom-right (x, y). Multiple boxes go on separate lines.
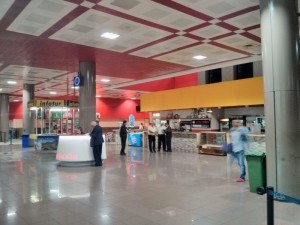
top-left (229, 120), bottom-right (249, 182)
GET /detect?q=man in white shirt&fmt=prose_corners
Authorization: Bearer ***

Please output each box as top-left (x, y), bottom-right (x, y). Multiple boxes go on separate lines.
top-left (157, 123), bottom-right (166, 152)
top-left (139, 123), bottom-right (144, 130)
top-left (147, 122), bottom-right (157, 153)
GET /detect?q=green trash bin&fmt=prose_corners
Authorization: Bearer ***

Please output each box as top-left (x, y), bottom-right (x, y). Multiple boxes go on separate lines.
top-left (246, 153), bottom-right (266, 193)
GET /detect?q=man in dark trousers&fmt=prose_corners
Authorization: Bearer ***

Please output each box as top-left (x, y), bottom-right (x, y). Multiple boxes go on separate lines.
top-left (90, 121), bottom-right (104, 167)
top-left (119, 120), bottom-right (128, 155)
top-left (165, 123), bottom-right (172, 152)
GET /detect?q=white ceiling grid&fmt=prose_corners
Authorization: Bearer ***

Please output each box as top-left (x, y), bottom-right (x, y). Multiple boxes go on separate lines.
top-left (0, 0), bottom-right (14, 21)
top-left (7, 0), bottom-right (77, 36)
top-left (99, 0), bottom-right (205, 30)
top-left (49, 9), bottom-right (171, 52)
top-left (154, 43), bottom-right (245, 67)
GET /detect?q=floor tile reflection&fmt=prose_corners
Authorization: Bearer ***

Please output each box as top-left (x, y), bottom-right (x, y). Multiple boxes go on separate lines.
top-left (0, 144), bottom-right (298, 225)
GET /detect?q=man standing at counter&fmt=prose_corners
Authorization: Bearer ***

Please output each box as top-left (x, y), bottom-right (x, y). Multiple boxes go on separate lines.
top-left (90, 121), bottom-right (104, 167)
top-left (165, 123), bottom-right (172, 152)
top-left (157, 123), bottom-right (166, 152)
top-left (119, 120), bottom-right (128, 155)
top-left (148, 122), bottom-right (157, 153)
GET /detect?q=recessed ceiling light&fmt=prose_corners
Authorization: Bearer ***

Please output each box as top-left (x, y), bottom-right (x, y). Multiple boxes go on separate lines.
top-left (100, 79), bottom-right (110, 83)
top-left (7, 81), bottom-right (17, 85)
top-left (192, 55), bottom-right (207, 60)
top-left (101, 32), bottom-right (120, 40)
top-left (49, 91), bottom-right (57, 95)
top-left (96, 95), bottom-right (101, 98)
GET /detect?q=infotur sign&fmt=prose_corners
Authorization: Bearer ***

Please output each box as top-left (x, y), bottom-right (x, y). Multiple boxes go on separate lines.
top-left (35, 100), bottom-right (64, 107)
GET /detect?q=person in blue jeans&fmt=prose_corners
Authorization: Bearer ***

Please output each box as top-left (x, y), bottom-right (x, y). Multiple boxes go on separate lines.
top-left (229, 120), bottom-right (249, 182)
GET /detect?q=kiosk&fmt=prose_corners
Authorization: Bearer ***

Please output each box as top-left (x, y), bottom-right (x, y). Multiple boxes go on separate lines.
top-left (56, 135), bottom-right (107, 167)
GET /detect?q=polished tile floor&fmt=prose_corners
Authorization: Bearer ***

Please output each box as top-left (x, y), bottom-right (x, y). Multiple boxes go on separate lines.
top-left (0, 143), bottom-right (299, 225)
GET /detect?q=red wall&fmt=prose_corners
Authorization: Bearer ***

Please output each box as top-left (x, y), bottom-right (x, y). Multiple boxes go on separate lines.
top-left (9, 102), bottom-right (23, 120)
top-left (119, 73), bottom-right (199, 92)
top-left (96, 98), bottom-right (149, 119)
top-left (9, 99), bottom-right (149, 120)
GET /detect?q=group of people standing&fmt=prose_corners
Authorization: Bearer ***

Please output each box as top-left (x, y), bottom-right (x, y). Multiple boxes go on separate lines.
top-left (119, 121), bottom-right (173, 155)
top-left (147, 122), bottom-right (172, 153)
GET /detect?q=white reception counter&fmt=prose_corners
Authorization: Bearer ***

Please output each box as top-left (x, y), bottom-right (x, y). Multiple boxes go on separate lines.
top-left (56, 135), bottom-right (107, 166)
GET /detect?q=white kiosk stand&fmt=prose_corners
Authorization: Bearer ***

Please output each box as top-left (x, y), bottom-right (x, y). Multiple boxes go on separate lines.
top-left (56, 135), bottom-right (107, 166)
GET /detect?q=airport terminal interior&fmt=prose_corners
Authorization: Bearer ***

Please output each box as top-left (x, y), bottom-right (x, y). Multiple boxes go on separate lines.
top-left (0, 0), bottom-right (299, 225)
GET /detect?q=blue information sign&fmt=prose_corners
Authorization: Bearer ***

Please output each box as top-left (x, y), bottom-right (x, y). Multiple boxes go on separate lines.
top-left (73, 75), bottom-right (81, 87)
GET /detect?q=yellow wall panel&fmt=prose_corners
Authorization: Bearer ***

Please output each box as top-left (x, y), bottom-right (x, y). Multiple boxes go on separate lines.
top-left (140, 77), bottom-right (264, 111)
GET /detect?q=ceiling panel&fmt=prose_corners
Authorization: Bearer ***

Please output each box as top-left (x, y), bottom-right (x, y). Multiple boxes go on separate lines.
top-left (224, 10), bottom-right (260, 29)
top-left (99, 0), bottom-right (205, 30)
top-left (0, 0), bottom-right (14, 20)
top-left (215, 34), bottom-right (260, 55)
top-left (49, 9), bottom-right (172, 52)
top-left (172, 0), bottom-right (258, 18)
top-left (7, 0), bottom-right (77, 36)
top-left (154, 43), bottom-right (246, 67)
top-left (190, 24), bottom-right (231, 39)
top-left (129, 36), bottom-right (198, 58)
top-left (0, 65), bottom-right (68, 79)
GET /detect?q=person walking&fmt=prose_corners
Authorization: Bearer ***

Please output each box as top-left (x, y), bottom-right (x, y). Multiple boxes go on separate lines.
top-left (229, 120), bottom-right (249, 182)
top-left (157, 123), bottom-right (166, 152)
top-left (119, 120), bottom-right (128, 155)
top-left (165, 123), bottom-right (172, 152)
top-left (90, 121), bottom-right (104, 167)
top-left (147, 122), bottom-right (157, 153)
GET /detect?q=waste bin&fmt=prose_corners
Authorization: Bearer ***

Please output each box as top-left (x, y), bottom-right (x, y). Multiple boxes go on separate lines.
top-left (246, 153), bottom-right (266, 193)
top-left (22, 134), bottom-right (30, 148)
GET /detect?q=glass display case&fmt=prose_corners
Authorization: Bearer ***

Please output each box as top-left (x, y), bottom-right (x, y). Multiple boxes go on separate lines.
top-left (248, 134), bottom-right (266, 153)
top-left (198, 132), bottom-right (227, 156)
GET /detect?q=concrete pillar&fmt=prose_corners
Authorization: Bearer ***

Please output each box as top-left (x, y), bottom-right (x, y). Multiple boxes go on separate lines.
top-left (221, 66), bottom-right (234, 81)
top-left (23, 84), bottom-right (34, 133)
top-left (253, 61), bottom-right (263, 77)
top-left (0, 94), bottom-right (9, 142)
top-left (79, 61), bottom-right (96, 133)
top-left (260, 0), bottom-right (300, 197)
top-left (198, 71), bottom-right (206, 85)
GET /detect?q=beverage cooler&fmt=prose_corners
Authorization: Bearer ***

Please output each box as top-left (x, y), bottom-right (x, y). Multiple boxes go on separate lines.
top-left (219, 118), bottom-right (229, 132)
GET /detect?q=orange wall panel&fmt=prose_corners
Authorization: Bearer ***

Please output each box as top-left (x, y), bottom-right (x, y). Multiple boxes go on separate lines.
top-left (140, 77), bottom-right (264, 111)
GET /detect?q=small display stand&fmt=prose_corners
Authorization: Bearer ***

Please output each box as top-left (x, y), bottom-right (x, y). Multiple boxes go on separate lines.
top-left (198, 132), bottom-right (227, 156)
top-left (128, 132), bottom-right (143, 147)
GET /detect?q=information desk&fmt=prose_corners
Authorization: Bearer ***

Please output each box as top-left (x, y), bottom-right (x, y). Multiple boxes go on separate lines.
top-left (56, 135), bottom-right (107, 167)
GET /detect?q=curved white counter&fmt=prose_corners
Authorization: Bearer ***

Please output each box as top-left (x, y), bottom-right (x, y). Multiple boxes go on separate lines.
top-left (56, 135), bottom-right (107, 166)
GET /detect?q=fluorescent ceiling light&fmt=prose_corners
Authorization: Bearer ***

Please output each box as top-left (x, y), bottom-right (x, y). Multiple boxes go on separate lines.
top-left (101, 32), bottom-right (120, 40)
top-left (7, 81), bottom-right (17, 85)
top-left (13, 100), bottom-right (19, 102)
top-left (96, 95), bottom-right (101, 98)
top-left (100, 79), bottom-right (110, 83)
top-left (131, 97), bottom-right (136, 100)
top-left (193, 55), bottom-right (207, 60)
top-left (49, 91), bottom-right (57, 95)
top-left (71, 86), bottom-right (79, 89)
